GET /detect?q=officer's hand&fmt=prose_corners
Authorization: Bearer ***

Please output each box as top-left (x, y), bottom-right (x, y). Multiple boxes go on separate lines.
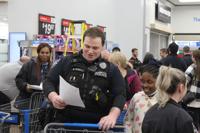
top-left (98, 107), bottom-right (120, 131)
top-left (48, 92), bottom-right (66, 109)
top-left (98, 114), bottom-right (116, 131)
top-left (26, 84), bottom-right (32, 93)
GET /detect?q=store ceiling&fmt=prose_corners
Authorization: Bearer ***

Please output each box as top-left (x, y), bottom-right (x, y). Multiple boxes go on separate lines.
top-left (167, 0), bottom-right (200, 5)
top-left (0, 0), bottom-right (199, 5)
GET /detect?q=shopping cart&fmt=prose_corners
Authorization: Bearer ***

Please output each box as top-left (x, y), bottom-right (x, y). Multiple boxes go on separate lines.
top-left (0, 110), bottom-right (20, 133)
top-left (44, 123), bottom-right (125, 133)
top-left (43, 110), bottom-right (126, 133)
top-left (0, 92), bottom-right (44, 133)
top-left (116, 110), bottom-right (126, 125)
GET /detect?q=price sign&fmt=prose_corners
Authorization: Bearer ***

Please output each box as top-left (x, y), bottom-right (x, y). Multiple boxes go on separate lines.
top-left (61, 19), bottom-right (71, 35)
top-left (39, 14), bottom-right (55, 35)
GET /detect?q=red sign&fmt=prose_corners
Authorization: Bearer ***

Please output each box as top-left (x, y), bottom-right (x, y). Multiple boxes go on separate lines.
top-left (61, 19), bottom-right (71, 35)
top-left (39, 15), bottom-right (51, 23)
top-left (38, 14), bottom-right (55, 35)
top-left (62, 19), bottom-right (71, 27)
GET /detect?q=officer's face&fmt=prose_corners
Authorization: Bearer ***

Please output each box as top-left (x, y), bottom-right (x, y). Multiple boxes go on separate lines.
top-left (83, 36), bottom-right (103, 62)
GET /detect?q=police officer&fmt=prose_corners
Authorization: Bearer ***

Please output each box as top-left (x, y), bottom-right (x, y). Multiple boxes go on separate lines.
top-left (43, 27), bottom-right (126, 130)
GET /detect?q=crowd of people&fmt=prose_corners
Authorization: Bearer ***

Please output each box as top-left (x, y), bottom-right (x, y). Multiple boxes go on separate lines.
top-left (0, 27), bottom-right (200, 133)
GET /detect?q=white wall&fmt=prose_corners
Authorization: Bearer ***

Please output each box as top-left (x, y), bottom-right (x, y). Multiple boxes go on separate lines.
top-left (0, 2), bottom-right (8, 39)
top-left (8, 0), bottom-right (117, 39)
top-left (8, 0), bottom-right (145, 59)
top-left (172, 6), bottom-right (200, 33)
top-left (0, 2), bottom-right (7, 16)
top-left (114, 0), bottom-right (145, 59)
top-left (0, 22), bottom-right (8, 39)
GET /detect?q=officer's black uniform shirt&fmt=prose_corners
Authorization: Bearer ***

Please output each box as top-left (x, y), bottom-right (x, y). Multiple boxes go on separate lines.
top-left (43, 51), bottom-right (126, 122)
top-left (142, 99), bottom-right (194, 133)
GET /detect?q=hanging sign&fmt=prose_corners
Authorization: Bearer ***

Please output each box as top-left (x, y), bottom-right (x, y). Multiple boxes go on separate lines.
top-left (194, 17), bottom-right (200, 22)
top-left (155, 2), bottom-right (171, 23)
top-left (38, 14), bottom-right (55, 35)
top-left (61, 19), bottom-right (71, 35)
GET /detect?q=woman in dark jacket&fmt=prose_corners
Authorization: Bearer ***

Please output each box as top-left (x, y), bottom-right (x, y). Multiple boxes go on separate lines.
top-left (15, 43), bottom-right (52, 108)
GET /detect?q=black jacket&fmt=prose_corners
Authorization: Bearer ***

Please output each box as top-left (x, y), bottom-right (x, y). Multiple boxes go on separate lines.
top-left (183, 54), bottom-right (193, 68)
top-left (15, 58), bottom-right (50, 99)
top-left (129, 57), bottom-right (142, 70)
top-left (161, 54), bottom-right (187, 72)
top-left (142, 99), bottom-right (194, 133)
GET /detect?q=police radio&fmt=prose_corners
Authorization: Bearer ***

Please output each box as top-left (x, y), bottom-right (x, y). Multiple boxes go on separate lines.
top-left (89, 85), bottom-right (108, 108)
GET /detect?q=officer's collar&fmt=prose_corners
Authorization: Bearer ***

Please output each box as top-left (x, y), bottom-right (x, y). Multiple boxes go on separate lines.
top-left (79, 50), bottom-right (103, 65)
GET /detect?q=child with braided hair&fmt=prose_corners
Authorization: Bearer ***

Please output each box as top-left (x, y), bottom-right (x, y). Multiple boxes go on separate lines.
top-left (124, 62), bottom-right (160, 133)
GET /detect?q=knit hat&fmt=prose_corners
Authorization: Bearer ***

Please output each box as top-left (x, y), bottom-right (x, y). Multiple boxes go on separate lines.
top-left (168, 42), bottom-right (179, 54)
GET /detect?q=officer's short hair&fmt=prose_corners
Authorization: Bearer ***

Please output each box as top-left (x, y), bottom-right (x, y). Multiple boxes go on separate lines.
top-left (83, 27), bottom-right (105, 46)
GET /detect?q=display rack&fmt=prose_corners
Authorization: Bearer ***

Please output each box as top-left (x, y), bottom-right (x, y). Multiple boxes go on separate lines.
top-left (18, 40), bottom-right (55, 61)
top-left (18, 18), bottom-right (106, 62)
top-left (63, 20), bottom-right (92, 56)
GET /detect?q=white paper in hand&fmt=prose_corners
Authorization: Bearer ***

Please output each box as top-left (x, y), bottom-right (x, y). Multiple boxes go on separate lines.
top-left (59, 76), bottom-right (85, 108)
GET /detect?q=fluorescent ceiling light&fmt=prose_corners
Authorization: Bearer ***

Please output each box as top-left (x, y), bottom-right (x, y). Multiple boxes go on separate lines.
top-left (179, 0), bottom-right (200, 2)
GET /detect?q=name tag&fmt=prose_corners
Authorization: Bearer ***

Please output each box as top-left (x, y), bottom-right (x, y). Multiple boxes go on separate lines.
top-left (94, 71), bottom-right (107, 78)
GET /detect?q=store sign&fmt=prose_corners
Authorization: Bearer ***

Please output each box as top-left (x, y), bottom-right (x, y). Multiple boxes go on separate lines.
top-left (194, 17), bottom-right (200, 22)
top-left (176, 41), bottom-right (200, 50)
top-left (38, 14), bottom-right (55, 35)
top-left (61, 19), bottom-right (71, 35)
top-left (155, 2), bottom-right (171, 23)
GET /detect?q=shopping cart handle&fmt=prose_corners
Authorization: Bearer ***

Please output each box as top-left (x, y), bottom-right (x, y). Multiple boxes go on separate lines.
top-left (63, 123), bottom-right (99, 128)
top-left (44, 122), bottom-right (125, 133)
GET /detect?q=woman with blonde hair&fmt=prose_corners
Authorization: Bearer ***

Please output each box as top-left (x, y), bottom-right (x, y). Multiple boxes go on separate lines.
top-left (109, 52), bottom-right (141, 103)
top-left (142, 66), bottom-right (195, 133)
